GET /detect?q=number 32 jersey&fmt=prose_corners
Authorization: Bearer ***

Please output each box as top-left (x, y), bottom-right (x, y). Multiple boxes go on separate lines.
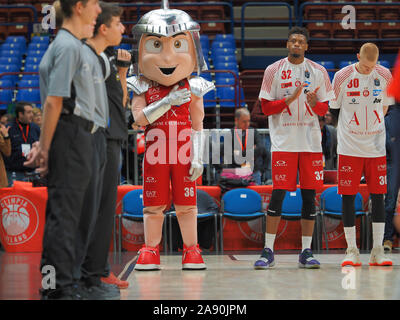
top-left (259, 57), bottom-right (334, 153)
top-left (330, 63), bottom-right (394, 158)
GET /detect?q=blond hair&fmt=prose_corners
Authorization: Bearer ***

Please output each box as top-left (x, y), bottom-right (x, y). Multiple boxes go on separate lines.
top-left (359, 43), bottom-right (379, 62)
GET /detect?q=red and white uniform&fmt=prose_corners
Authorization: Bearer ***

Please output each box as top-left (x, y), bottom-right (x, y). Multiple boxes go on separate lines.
top-left (143, 79), bottom-right (196, 206)
top-left (259, 57), bottom-right (334, 190)
top-left (331, 63), bottom-right (394, 194)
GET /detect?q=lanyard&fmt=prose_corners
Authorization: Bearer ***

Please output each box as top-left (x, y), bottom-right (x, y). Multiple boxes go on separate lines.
top-left (235, 128), bottom-right (248, 152)
top-left (16, 120), bottom-right (29, 143)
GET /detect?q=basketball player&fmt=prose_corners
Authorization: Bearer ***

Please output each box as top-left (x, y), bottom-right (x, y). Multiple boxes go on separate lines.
top-left (330, 43), bottom-right (394, 266)
top-left (254, 26), bottom-right (335, 269)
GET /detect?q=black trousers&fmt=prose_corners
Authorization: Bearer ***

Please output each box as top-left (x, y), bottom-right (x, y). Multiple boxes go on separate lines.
top-left (72, 129), bottom-right (107, 285)
top-left (41, 116), bottom-right (94, 290)
top-left (81, 139), bottom-right (121, 284)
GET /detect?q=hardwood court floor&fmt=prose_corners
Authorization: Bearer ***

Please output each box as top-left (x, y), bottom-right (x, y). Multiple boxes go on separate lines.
top-left (1, 250), bottom-right (400, 300)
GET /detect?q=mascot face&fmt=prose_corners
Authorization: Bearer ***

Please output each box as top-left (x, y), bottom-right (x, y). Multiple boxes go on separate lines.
top-left (138, 31), bottom-right (196, 87)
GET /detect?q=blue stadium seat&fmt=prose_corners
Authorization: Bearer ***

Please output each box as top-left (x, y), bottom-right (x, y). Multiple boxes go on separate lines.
top-left (328, 72), bottom-right (335, 82)
top-left (211, 40), bottom-right (235, 51)
top-left (18, 79), bottom-right (39, 88)
top-left (214, 62), bottom-right (239, 74)
top-left (217, 86), bottom-right (236, 107)
top-left (27, 50), bottom-right (46, 58)
top-left (0, 80), bottom-right (12, 89)
top-left (316, 61), bottom-right (335, 70)
top-left (200, 72), bottom-right (212, 82)
top-left (31, 36), bottom-right (50, 44)
top-left (0, 64), bottom-right (20, 85)
top-left (0, 57), bottom-right (22, 69)
top-left (16, 88), bottom-right (41, 105)
top-left (20, 74), bottom-right (39, 82)
top-left (238, 86), bottom-right (246, 107)
top-left (6, 36), bottom-right (26, 45)
top-left (25, 56), bottom-right (42, 66)
top-left (1, 42), bottom-right (25, 53)
top-left (0, 89), bottom-right (13, 110)
top-left (1, 49), bottom-right (23, 58)
top-left (24, 64), bottom-right (40, 73)
top-left (215, 72), bottom-right (237, 83)
top-left (27, 42), bottom-right (49, 52)
top-left (214, 55), bottom-right (237, 64)
top-left (377, 60), bottom-right (390, 69)
top-left (203, 89), bottom-right (217, 108)
top-left (215, 76), bottom-right (235, 86)
top-left (214, 34), bottom-right (235, 47)
top-left (211, 48), bottom-right (236, 62)
top-left (339, 60), bottom-right (357, 69)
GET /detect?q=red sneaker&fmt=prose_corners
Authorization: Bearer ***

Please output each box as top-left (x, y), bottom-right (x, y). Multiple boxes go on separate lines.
top-left (101, 272), bottom-right (129, 289)
top-left (182, 244), bottom-right (206, 270)
top-left (134, 245), bottom-right (161, 271)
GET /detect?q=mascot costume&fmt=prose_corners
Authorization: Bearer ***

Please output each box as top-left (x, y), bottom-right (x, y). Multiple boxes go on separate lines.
top-left (128, 0), bottom-right (215, 270)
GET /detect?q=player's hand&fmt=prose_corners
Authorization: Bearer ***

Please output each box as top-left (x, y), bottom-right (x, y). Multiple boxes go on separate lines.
top-left (285, 83), bottom-right (306, 105)
top-left (117, 49), bottom-right (131, 75)
top-left (306, 86), bottom-right (320, 108)
top-left (166, 85), bottom-right (191, 107)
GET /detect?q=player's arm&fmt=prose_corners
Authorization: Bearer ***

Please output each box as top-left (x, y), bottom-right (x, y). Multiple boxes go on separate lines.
top-left (189, 94), bottom-right (204, 131)
top-left (328, 71), bottom-right (342, 121)
top-left (261, 83), bottom-right (305, 116)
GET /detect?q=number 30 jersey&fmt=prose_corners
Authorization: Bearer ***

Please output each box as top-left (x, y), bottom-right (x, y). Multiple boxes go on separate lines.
top-left (259, 57), bottom-right (334, 153)
top-left (330, 63), bottom-right (394, 158)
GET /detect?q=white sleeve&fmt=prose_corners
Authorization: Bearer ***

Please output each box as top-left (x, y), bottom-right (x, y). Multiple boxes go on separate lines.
top-left (316, 67), bottom-right (335, 103)
top-left (329, 71), bottom-right (342, 110)
top-left (259, 65), bottom-right (278, 101)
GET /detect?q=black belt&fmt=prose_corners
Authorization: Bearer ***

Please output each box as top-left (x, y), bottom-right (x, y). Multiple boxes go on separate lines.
top-left (60, 114), bottom-right (98, 134)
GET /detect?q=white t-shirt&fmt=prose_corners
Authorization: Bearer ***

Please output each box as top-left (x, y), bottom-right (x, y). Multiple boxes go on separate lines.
top-left (330, 63), bottom-right (394, 158)
top-left (259, 57), bottom-right (335, 152)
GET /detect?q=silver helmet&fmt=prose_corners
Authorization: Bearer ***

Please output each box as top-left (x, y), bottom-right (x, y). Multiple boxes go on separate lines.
top-left (131, 0), bottom-right (207, 76)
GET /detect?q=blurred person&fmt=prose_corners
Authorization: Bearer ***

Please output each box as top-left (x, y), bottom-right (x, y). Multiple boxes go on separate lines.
top-left (330, 43), bottom-right (394, 267)
top-left (318, 115), bottom-right (337, 170)
top-left (4, 102), bottom-right (40, 185)
top-left (0, 124), bottom-right (11, 187)
top-left (251, 99), bottom-right (271, 182)
top-left (32, 107), bottom-right (42, 128)
top-left (0, 113), bottom-right (13, 126)
top-left (217, 108), bottom-right (268, 185)
top-left (254, 26), bottom-right (334, 270)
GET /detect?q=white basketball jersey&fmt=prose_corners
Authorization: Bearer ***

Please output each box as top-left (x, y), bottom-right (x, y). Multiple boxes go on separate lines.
top-left (330, 63), bottom-right (394, 157)
top-left (259, 57), bottom-right (334, 152)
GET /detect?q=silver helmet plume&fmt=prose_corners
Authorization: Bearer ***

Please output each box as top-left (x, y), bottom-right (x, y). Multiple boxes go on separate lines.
top-left (131, 0), bottom-right (207, 76)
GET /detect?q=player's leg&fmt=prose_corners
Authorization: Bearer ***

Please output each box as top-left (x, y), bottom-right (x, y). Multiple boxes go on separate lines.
top-left (338, 155), bottom-right (363, 266)
top-left (298, 152), bottom-right (323, 269)
top-left (254, 152), bottom-right (298, 269)
top-left (365, 157), bottom-right (392, 266)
